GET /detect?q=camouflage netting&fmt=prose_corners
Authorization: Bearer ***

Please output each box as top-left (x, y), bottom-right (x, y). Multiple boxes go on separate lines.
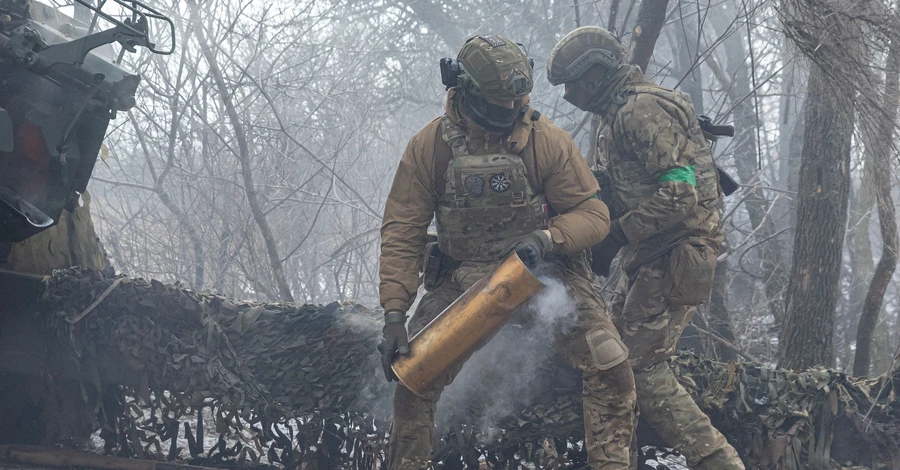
top-left (36, 267), bottom-right (900, 469)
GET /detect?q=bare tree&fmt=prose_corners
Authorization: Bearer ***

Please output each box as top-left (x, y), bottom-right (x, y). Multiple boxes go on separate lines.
top-left (74, 0), bottom-right (899, 374)
top-left (712, 4), bottom-right (789, 326)
top-left (779, 0), bottom-right (865, 369)
top-left (853, 42), bottom-right (900, 377)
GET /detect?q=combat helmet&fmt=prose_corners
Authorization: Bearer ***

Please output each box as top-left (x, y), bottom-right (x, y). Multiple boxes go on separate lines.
top-left (442, 34), bottom-right (534, 131)
top-left (547, 26), bottom-right (625, 86)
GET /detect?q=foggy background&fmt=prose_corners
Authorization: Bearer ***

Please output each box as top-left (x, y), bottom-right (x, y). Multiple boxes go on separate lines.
top-left (51, 0), bottom-right (898, 373)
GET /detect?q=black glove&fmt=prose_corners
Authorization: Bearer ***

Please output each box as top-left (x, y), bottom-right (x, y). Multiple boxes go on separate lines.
top-left (377, 311), bottom-right (409, 382)
top-left (501, 229), bottom-right (553, 268)
top-left (590, 220), bottom-right (629, 277)
top-left (590, 238), bottom-right (621, 277)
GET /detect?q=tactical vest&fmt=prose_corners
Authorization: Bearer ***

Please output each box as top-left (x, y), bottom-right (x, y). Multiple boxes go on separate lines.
top-left (597, 84), bottom-right (719, 216)
top-left (435, 115), bottom-right (549, 261)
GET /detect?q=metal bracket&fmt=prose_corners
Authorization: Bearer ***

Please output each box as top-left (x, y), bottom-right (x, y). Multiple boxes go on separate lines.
top-left (2, 0), bottom-right (175, 71)
top-left (76, 0), bottom-right (175, 55)
top-left (510, 191), bottom-right (526, 208)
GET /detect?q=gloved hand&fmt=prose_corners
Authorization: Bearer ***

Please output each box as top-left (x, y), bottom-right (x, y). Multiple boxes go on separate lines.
top-left (590, 220), bottom-right (629, 277)
top-left (590, 238), bottom-right (621, 277)
top-left (501, 229), bottom-right (553, 268)
top-left (376, 311), bottom-right (409, 382)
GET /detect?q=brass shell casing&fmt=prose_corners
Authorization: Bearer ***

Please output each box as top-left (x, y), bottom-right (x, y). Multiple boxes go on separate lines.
top-left (391, 253), bottom-right (545, 396)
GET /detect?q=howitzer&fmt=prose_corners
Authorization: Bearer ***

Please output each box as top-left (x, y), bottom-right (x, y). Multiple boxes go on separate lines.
top-left (0, 0), bottom-right (174, 242)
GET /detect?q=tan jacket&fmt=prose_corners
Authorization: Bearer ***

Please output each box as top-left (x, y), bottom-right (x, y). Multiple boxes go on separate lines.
top-left (379, 93), bottom-right (610, 314)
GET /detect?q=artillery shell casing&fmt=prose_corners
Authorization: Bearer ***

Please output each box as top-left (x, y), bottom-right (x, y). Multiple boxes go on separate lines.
top-left (391, 253), bottom-right (545, 396)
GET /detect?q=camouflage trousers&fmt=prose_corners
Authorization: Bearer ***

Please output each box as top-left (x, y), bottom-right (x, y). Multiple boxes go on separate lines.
top-left (610, 255), bottom-right (744, 470)
top-left (388, 257), bottom-right (636, 470)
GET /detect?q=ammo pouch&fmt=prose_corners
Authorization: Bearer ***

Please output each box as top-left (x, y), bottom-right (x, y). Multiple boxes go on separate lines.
top-left (422, 241), bottom-right (449, 291)
top-left (663, 243), bottom-right (717, 306)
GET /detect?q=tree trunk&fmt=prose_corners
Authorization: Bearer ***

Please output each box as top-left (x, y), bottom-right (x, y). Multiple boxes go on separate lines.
top-left (873, 316), bottom-right (895, 375)
top-left (709, 202), bottom-right (737, 362)
top-left (189, 0), bottom-right (293, 302)
top-left (715, 7), bottom-right (789, 326)
top-left (848, 156), bottom-right (876, 306)
top-left (783, 63), bottom-right (807, 244)
top-left (775, 55), bottom-right (806, 266)
top-left (673, 2), bottom-right (701, 112)
top-left (629, 0), bottom-right (668, 72)
top-left (779, 64), bottom-right (854, 370)
top-left (841, 181), bottom-right (874, 369)
top-left (607, 0), bottom-right (621, 33)
top-left (853, 43), bottom-right (900, 377)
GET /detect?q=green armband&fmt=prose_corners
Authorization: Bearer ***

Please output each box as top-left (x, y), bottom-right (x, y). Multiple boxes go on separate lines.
top-left (658, 166), bottom-right (696, 186)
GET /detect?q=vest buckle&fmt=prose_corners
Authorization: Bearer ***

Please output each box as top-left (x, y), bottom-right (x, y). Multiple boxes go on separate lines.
top-left (510, 192), bottom-right (526, 208)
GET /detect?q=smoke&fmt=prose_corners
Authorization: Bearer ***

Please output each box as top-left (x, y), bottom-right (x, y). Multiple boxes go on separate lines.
top-left (358, 277), bottom-right (582, 436)
top-left (339, 303), bottom-right (384, 334)
top-left (435, 275), bottom-right (579, 441)
top-left (337, 303), bottom-right (396, 421)
top-left (529, 275), bottom-right (578, 332)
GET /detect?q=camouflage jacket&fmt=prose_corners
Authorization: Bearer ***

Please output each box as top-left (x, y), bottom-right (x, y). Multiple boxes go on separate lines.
top-left (379, 92), bottom-right (610, 314)
top-left (594, 67), bottom-right (724, 272)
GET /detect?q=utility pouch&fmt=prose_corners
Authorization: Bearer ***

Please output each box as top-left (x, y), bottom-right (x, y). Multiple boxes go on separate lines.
top-left (422, 242), bottom-right (444, 291)
top-left (663, 243), bottom-right (717, 306)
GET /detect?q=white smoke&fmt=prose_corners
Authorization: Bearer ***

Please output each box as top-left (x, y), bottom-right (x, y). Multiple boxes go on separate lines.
top-left (435, 275), bottom-right (579, 440)
top-left (361, 276), bottom-right (583, 439)
top-left (530, 276), bottom-right (578, 331)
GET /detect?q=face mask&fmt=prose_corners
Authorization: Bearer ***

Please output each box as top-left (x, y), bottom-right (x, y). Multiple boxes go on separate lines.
top-left (485, 101), bottom-right (520, 124)
top-left (461, 90), bottom-right (523, 132)
top-left (563, 81), bottom-right (596, 112)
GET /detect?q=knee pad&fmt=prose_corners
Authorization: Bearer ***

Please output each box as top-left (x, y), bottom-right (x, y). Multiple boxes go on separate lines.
top-left (586, 328), bottom-right (629, 370)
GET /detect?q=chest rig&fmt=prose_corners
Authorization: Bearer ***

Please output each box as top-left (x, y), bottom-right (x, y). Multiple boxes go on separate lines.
top-left (435, 115), bottom-right (549, 261)
top-left (597, 84), bottom-right (720, 216)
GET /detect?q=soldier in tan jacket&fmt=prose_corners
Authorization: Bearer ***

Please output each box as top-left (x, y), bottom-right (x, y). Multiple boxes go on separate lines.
top-left (378, 35), bottom-right (636, 469)
top-left (547, 26), bottom-right (744, 470)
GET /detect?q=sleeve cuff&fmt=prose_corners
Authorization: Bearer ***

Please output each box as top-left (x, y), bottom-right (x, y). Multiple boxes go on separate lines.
top-left (548, 227), bottom-right (565, 249)
top-left (383, 299), bottom-right (409, 314)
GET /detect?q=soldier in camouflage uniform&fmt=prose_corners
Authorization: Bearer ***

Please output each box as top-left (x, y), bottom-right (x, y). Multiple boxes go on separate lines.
top-left (547, 27), bottom-right (744, 470)
top-left (378, 35), bottom-right (636, 469)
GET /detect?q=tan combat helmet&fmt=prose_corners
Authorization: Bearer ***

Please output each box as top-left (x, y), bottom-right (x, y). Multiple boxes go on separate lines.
top-left (450, 34), bottom-right (533, 130)
top-left (457, 35), bottom-right (533, 101)
top-left (547, 26), bottom-right (625, 86)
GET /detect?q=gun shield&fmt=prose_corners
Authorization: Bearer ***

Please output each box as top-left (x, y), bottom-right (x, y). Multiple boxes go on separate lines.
top-left (391, 253), bottom-right (545, 396)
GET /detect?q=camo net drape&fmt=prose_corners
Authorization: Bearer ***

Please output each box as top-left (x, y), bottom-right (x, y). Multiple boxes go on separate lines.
top-left (38, 268), bottom-right (900, 469)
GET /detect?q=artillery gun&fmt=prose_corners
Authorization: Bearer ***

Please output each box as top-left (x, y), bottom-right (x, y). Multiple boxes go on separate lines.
top-left (0, 0), bottom-right (173, 243)
top-left (0, 0), bottom-right (174, 449)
